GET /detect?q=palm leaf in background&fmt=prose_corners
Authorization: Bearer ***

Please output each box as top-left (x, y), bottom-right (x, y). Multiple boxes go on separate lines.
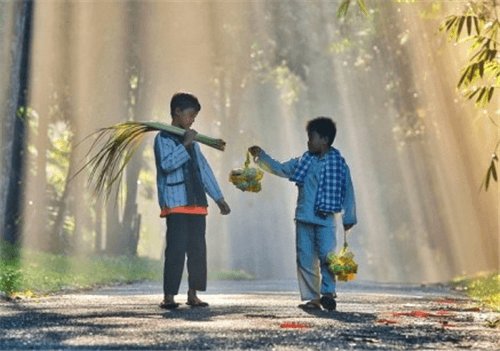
top-left (76, 121), bottom-right (225, 198)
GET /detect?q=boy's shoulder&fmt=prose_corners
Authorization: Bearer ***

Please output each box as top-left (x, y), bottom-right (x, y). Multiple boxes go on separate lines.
top-left (155, 132), bottom-right (204, 155)
top-left (328, 147), bottom-right (344, 159)
top-left (328, 147), bottom-right (349, 166)
top-left (156, 131), bottom-right (183, 144)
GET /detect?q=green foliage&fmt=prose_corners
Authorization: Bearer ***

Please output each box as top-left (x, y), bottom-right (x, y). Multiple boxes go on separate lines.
top-left (328, 37), bottom-right (355, 54)
top-left (0, 245), bottom-right (256, 296)
top-left (417, 2), bottom-right (443, 19)
top-left (480, 152), bottom-right (498, 191)
top-left (249, 42), bottom-right (303, 106)
top-left (452, 271), bottom-right (500, 313)
top-left (0, 247), bottom-right (164, 296)
top-left (439, 0), bottom-right (499, 191)
top-left (267, 64), bottom-right (302, 105)
top-left (0, 240), bottom-right (22, 294)
top-left (337, 0), bottom-right (370, 19)
top-left (79, 121), bottom-right (225, 199)
top-left (46, 121), bottom-right (73, 197)
top-left (329, 1), bottom-right (377, 74)
top-left (138, 146), bottom-right (156, 200)
top-left (439, 6), bottom-right (499, 105)
top-left (0, 261), bottom-right (22, 294)
top-left (16, 106), bottom-right (34, 126)
top-left (209, 270), bottom-right (255, 281)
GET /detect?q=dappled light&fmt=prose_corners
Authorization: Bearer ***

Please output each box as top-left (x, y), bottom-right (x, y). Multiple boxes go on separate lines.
top-left (0, 0), bottom-right (498, 288)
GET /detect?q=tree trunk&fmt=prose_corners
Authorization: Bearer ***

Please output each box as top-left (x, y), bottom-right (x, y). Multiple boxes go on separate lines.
top-left (0, 0), bottom-right (34, 252)
top-left (104, 2), bottom-right (146, 257)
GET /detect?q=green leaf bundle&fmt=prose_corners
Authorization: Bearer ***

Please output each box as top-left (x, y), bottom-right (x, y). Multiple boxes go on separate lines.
top-left (77, 121), bottom-right (225, 198)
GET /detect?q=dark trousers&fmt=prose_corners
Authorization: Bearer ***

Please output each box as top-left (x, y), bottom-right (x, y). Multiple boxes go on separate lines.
top-left (164, 214), bottom-right (207, 296)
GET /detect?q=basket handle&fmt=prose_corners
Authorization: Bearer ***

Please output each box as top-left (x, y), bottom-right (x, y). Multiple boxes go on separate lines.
top-left (344, 229), bottom-right (351, 248)
top-left (335, 212), bottom-right (351, 248)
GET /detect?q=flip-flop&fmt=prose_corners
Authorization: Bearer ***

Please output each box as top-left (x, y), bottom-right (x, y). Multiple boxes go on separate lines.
top-left (298, 301), bottom-right (322, 310)
top-left (186, 298), bottom-right (209, 307)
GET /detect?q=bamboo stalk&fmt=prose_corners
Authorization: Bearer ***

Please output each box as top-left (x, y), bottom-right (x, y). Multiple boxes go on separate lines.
top-left (143, 121), bottom-right (226, 151)
top-left (75, 121), bottom-right (226, 198)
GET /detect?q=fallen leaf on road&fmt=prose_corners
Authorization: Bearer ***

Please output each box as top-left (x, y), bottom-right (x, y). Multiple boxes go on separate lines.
top-left (391, 310), bottom-right (457, 318)
top-left (392, 310), bottom-right (432, 318)
top-left (463, 307), bottom-right (480, 312)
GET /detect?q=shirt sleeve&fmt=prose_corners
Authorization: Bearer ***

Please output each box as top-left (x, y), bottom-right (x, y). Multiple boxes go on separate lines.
top-left (154, 133), bottom-right (191, 174)
top-left (196, 145), bottom-right (224, 203)
top-left (342, 165), bottom-right (357, 226)
top-left (255, 150), bottom-right (300, 179)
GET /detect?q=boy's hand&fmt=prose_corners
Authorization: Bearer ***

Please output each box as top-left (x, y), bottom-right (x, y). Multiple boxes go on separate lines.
top-left (248, 146), bottom-right (262, 157)
top-left (344, 224), bottom-right (354, 231)
top-left (183, 129), bottom-right (198, 147)
top-left (217, 199), bottom-right (231, 215)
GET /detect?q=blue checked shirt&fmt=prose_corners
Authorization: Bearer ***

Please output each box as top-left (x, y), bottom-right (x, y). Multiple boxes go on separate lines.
top-left (290, 148), bottom-right (347, 214)
top-left (256, 149), bottom-right (357, 227)
top-left (154, 132), bottom-right (224, 211)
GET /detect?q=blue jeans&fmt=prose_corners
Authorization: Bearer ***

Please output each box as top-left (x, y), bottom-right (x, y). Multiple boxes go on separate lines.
top-left (295, 220), bottom-right (337, 300)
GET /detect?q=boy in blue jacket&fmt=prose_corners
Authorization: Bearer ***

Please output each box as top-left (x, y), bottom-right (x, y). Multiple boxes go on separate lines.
top-left (249, 117), bottom-right (356, 311)
top-left (154, 92), bottom-right (230, 309)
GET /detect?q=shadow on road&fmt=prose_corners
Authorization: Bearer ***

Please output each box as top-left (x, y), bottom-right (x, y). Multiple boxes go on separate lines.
top-left (160, 304), bottom-right (377, 325)
top-left (299, 308), bottom-right (377, 324)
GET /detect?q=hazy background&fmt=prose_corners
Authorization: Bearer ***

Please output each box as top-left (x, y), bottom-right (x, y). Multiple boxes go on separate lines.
top-left (1, 0), bottom-right (498, 283)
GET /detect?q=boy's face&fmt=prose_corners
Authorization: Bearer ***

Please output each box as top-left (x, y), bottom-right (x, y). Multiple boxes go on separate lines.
top-left (307, 130), bottom-right (329, 154)
top-left (172, 107), bottom-right (198, 129)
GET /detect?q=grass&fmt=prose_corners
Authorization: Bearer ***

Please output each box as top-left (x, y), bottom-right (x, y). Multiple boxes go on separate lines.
top-left (0, 249), bottom-right (164, 297)
top-left (452, 271), bottom-right (500, 312)
top-left (0, 247), bottom-right (254, 297)
top-left (208, 269), bottom-right (255, 281)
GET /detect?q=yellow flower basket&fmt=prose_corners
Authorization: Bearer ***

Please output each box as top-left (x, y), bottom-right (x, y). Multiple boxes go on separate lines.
top-left (326, 229), bottom-right (358, 281)
top-left (229, 152), bottom-right (264, 192)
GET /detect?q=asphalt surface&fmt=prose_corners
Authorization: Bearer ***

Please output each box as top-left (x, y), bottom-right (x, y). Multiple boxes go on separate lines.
top-left (1, 279), bottom-right (499, 350)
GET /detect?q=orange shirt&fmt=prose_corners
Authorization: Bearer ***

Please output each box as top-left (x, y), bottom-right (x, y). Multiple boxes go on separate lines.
top-left (160, 205), bottom-right (208, 217)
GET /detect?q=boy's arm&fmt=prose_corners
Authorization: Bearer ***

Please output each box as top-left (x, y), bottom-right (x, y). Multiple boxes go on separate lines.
top-left (196, 145), bottom-right (224, 203)
top-left (154, 133), bottom-right (190, 173)
top-left (251, 148), bottom-right (299, 179)
top-left (342, 165), bottom-right (357, 230)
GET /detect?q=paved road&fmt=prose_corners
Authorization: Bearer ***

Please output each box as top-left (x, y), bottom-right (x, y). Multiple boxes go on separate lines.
top-left (1, 280), bottom-right (499, 350)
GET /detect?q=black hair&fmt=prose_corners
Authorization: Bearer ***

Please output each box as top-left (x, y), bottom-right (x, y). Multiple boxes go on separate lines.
top-left (170, 92), bottom-right (201, 117)
top-left (306, 117), bottom-right (337, 146)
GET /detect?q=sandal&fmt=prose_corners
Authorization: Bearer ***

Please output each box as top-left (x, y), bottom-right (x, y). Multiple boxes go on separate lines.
top-left (159, 296), bottom-right (179, 309)
top-left (186, 296), bottom-right (209, 307)
top-left (320, 294), bottom-right (337, 311)
top-left (298, 299), bottom-right (322, 310)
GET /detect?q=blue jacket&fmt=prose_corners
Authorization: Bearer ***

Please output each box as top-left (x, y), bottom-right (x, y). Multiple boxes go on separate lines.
top-left (154, 132), bottom-right (223, 210)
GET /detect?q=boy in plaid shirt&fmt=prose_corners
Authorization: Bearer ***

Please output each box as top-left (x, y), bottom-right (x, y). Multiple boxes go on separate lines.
top-left (249, 117), bottom-right (356, 311)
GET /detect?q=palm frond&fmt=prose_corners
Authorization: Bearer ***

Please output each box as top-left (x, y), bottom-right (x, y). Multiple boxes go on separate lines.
top-left (75, 121), bottom-right (225, 198)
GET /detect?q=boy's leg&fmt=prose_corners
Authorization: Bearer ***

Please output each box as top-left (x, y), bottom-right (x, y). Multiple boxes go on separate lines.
top-left (296, 221), bottom-right (321, 301)
top-left (317, 221), bottom-right (337, 296)
top-left (186, 215), bottom-right (207, 292)
top-left (164, 214), bottom-right (189, 296)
